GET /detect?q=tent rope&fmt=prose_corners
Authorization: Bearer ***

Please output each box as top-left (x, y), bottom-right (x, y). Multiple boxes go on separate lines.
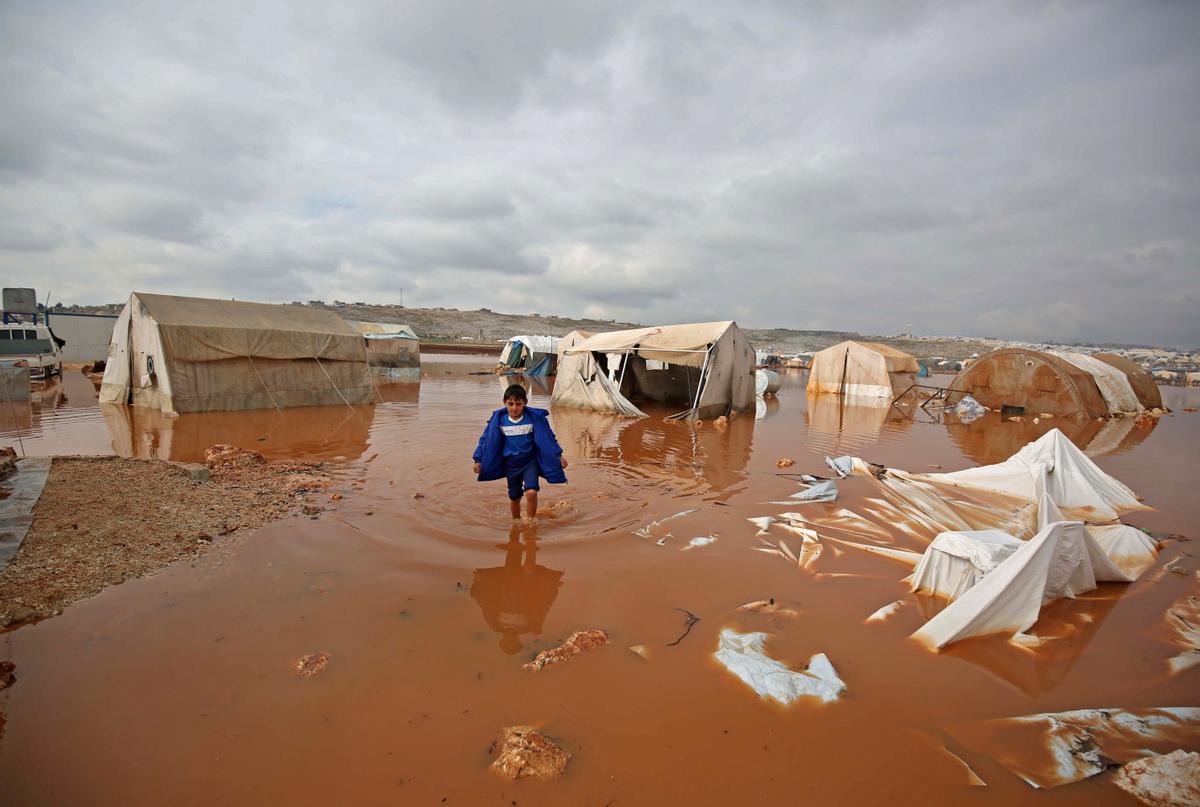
top-left (245, 356), bottom-right (282, 413)
top-left (314, 356), bottom-right (355, 410)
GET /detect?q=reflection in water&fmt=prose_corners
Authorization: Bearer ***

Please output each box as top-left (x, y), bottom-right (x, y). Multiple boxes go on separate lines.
top-left (946, 412), bottom-right (1157, 466)
top-left (805, 393), bottom-right (912, 453)
top-left (940, 592), bottom-right (1124, 696)
top-left (100, 398), bottom-right (398, 463)
top-left (470, 524), bottom-right (563, 655)
top-left (549, 405), bottom-right (755, 494)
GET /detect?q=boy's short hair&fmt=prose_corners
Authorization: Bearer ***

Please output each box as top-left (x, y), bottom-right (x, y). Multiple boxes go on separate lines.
top-left (503, 383), bottom-right (528, 402)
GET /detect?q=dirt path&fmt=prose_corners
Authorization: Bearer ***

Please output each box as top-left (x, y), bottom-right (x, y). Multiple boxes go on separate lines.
top-left (0, 448), bottom-right (337, 628)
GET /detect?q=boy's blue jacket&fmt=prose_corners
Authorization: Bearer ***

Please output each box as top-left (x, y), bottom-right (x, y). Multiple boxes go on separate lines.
top-left (472, 407), bottom-right (567, 484)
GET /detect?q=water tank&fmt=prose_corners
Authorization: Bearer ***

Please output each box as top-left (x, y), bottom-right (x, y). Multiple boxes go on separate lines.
top-left (755, 369), bottom-right (781, 396)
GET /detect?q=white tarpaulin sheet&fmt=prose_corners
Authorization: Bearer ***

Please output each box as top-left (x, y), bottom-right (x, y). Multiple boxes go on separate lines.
top-left (910, 530), bottom-right (1023, 600)
top-left (500, 335), bottom-right (559, 365)
top-left (912, 522), bottom-right (1131, 649)
top-left (713, 629), bottom-right (845, 705)
top-left (1052, 351), bottom-right (1142, 414)
top-left (929, 429), bottom-right (1146, 524)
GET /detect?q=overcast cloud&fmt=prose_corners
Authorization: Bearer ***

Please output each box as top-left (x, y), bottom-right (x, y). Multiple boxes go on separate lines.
top-left (1, 1), bottom-right (1197, 346)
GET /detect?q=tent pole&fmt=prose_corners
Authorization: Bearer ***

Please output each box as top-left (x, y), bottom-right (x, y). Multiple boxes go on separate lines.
top-left (246, 356), bottom-right (283, 413)
top-left (314, 356), bottom-right (355, 410)
top-left (690, 346), bottom-right (713, 420)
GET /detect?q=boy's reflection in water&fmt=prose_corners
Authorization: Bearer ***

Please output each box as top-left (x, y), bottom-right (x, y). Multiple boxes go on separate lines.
top-left (470, 523), bottom-right (563, 655)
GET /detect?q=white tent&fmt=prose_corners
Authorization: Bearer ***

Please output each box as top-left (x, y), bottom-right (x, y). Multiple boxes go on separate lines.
top-left (910, 530), bottom-right (1023, 601)
top-left (806, 341), bottom-right (919, 399)
top-left (498, 335), bottom-right (559, 370)
top-left (99, 293), bottom-right (374, 414)
top-left (912, 521), bottom-right (1129, 650)
top-left (551, 321), bottom-right (755, 420)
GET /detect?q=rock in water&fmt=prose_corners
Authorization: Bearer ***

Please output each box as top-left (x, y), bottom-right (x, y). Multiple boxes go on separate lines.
top-left (491, 726), bottom-right (571, 780)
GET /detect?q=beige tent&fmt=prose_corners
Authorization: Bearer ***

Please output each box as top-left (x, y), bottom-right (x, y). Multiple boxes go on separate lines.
top-left (350, 320), bottom-right (420, 379)
top-left (555, 330), bottom-right (594, 365)
top-left (551, 321), bottom-right (755, 419)
top-left (806, 341), bottom-right (919, 399)
top-left (99, 293), bottom-right (374, 414)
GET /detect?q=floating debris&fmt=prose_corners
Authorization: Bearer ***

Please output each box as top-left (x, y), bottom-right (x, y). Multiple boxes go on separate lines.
top-left (633, 508), bottom-right (699, 538)
top-left (713, 629), bottom-right (845, 705)
top-left (523, 630), bottom-right (609, 672)
top-left (948, 707), bottom-right (1200, 788)
top-left (294, 653), bottom-right (330, 678)
top-left (1112, 749), bottom-right (1200, 806)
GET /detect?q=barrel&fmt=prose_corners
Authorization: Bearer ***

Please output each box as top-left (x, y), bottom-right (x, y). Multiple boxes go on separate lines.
top-left (755, 369), bottom-right (781, 396)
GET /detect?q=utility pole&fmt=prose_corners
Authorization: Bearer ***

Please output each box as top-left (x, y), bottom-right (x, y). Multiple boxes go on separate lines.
top-left (400, 288), bottom-right (404, 307)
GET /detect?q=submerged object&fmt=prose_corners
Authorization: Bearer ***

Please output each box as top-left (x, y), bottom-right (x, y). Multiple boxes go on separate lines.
top-left (713, 629), bottom-right (845, 705)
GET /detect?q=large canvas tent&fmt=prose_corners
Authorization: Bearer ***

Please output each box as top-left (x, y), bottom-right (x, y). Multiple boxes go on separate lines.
top-left (949, 348), bottom-right (1110, 420)
top-left (351, 321), bottom-right (420, 379)
top-left (950, 348), bottom-right (1144, 419)
top-left (552, 321), bottom-right (755, 420)
top-left (99, 293), bottom-right (374, 414)
top-left (1094, 352), bottom-right (1163, 410)
top-left (805, 341), bottom-right (919, 399)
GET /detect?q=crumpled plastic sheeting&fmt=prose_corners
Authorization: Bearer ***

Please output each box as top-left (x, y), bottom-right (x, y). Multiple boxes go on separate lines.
top-left (913, 522), bottom-right (1125, 650)
top-left (790, 479), bottom-right (838, 503)
top-left (1113, 749), bottom-right (1200, 806)
top-left (1086, 523), bottom-right (1158, 580)
top-left (910, 530), bottom-right (1023, 601)
top-left (824, 455), bottom-right (857, 478)
top-left (954, 394), bottom-right (989, 423)
top-left (932, 429), bottom-right (1147, 523)
top-left (713, 629), bottom-right (845, 705)
top-left (948, 707), bottom-right (1200, 789)
top-left (1164, 581), bottom-right (1200, 676)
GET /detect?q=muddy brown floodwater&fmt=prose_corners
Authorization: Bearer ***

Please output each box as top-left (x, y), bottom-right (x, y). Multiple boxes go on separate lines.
top-left (0, 360), bottom-right (1198, 805)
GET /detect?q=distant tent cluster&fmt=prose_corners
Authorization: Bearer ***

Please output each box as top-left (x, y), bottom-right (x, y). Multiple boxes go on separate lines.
top-left (949, 348), bottom-right (1161, 419)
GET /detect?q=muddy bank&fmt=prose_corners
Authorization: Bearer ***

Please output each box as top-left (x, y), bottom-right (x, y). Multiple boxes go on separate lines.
top-left (0, 449), bottom-right (335, 628)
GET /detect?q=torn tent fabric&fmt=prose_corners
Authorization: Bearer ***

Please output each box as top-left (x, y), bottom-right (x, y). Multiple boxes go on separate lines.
top-left (948, 707), bottom-right (1200, 789)
top-left (713, 629), bottom-right (845, 705)
top-left (910, 530), bottom-right (1023, 600)
top-left (927, 429), bottom-right (1147, 524)
top-left (912, 522), bottom-right (1131, 650)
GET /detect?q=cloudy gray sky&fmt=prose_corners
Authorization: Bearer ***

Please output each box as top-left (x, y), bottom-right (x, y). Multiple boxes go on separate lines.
top-left (2, 1), bottom-right (1197, 346)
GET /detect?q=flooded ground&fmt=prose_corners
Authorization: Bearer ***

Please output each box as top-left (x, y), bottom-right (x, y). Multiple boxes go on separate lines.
top-left (1, 359), bottom-right (1197, 805)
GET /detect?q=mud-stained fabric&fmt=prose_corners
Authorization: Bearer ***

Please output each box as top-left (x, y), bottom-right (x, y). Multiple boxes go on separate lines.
top-left (806, 340), bottom-right (919, 399)
top-left (99, 293), bottom-right (374, 414)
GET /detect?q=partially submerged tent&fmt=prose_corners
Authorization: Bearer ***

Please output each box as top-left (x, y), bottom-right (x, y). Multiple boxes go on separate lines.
top-left (350, 321), bottom-right (420, 379)
top-left (552, 321), bottom-right (755, 420)
top-left (99, 293), bottom-right (374, 414)
top-left (949, 348), bottom-right (1140, 419)
top-left (806, 341), bottom-right (919, 399)
top-left (498, 335), bottom-right (559, 375)
top-left (1094, 353), bottom-right (1163, 410)
top-left (912, 521), bottom-right (1131, 650)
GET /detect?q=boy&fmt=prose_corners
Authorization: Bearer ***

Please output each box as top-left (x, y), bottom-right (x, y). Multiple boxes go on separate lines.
top-left (473, 384), bottom-right (568, 520)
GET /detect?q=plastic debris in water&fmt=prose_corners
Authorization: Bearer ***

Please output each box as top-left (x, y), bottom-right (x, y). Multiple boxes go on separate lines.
top-left (682, 535), bottom-right (718, 551)
top-left (713, 629), bottom-right (845, 705)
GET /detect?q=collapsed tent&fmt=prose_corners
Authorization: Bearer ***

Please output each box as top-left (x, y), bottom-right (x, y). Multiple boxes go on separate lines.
top-left (1094, 352), bottom-right (1164, 410)
top-left (498, 335), bottom-right (559, 376)
top-left (551, 321), bottom-right (755, 420)
top-left (949, 348), bottom-right (1145, 419)
top-left (805, 341), bottom-right (919, 399)
top-left (911, 522), bottom-right (1132, 650)
top-left (350, 321), bottom-right (420, 379)
top-left (99, 293), bottom-right (374, 414)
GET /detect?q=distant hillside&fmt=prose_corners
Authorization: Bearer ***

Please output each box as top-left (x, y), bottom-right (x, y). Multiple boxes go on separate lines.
top-left (56, 300), bottom-right (999, 360)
